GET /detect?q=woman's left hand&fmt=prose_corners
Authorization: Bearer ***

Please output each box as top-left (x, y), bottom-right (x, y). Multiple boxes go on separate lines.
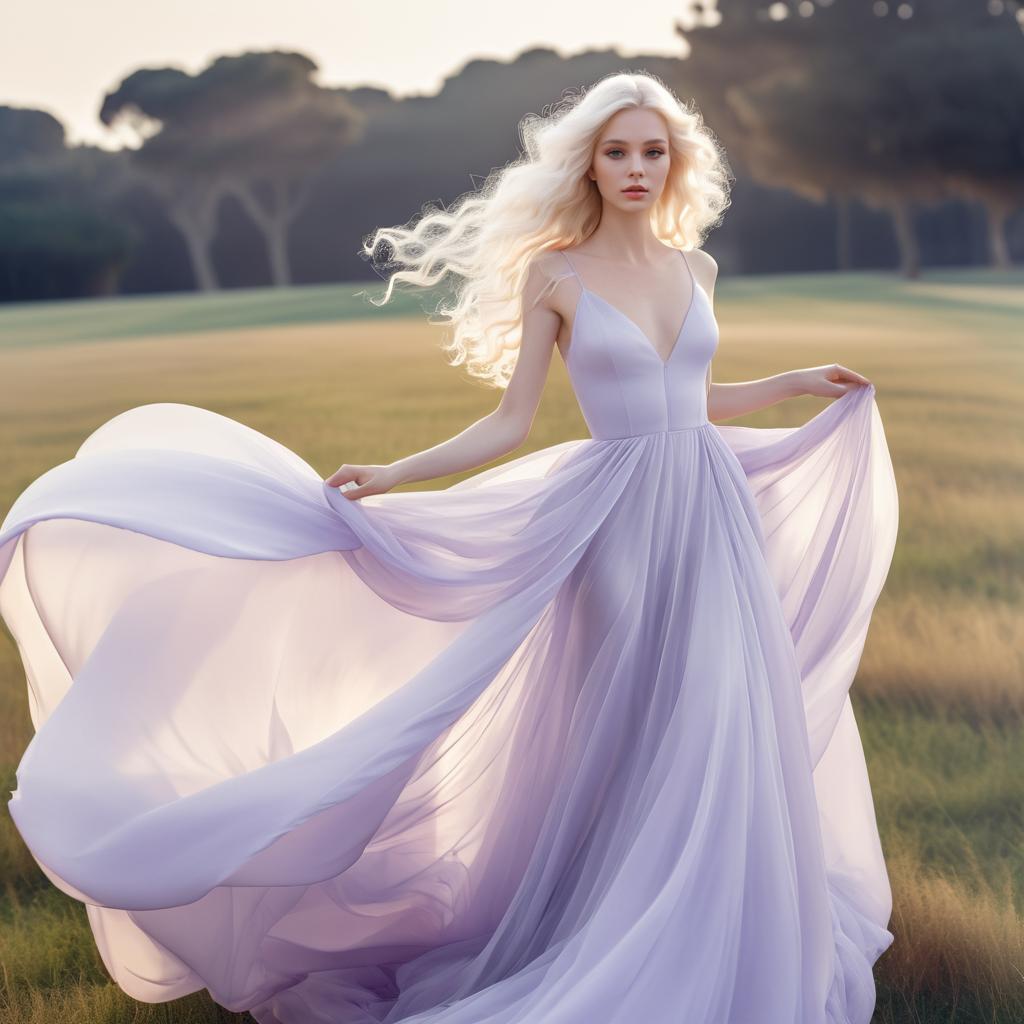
top-left (791, 364), bottom-right (871, 399)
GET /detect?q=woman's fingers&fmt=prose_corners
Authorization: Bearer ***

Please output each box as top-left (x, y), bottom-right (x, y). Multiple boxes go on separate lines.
top-left (325, 464), bottom-right (359, 488)
top-left (831, 364), bottom-right (871, 386)
top-left (324, 465), bottom-right (383, 500)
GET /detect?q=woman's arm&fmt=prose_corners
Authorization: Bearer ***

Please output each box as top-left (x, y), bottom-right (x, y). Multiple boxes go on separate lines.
top-left (693, 252), bottom-right (871, 423)
top-left (325, 262), bottom-right (559, 499)
top-left (708, 373), bottom-right (803, 421)
top-left (708, 364), bottom-right (871, 422)
top-left (385, 410), bottom-right (524, 487)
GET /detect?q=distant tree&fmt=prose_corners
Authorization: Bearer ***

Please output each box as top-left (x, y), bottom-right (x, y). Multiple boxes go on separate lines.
top-left (912, 26), bottom-right (1024, 268)
top-left (676, 0), bottom-right (1024, 274)
top-left (0, 107), bottom-right (66, 164)
top-left (0, 108), bottom-right (137, 301)
top-left (722, 49), bottom-right (953, 279)
top-left (100, 51), bottom-right (365, 290)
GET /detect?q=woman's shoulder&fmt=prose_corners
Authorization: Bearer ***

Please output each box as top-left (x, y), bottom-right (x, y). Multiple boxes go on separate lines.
top-left (687, 247), bottom-right (719, 292)
top-left (525, 249), bottom-right (577, 290)
top-left (522, 250), bottom-right (576, 314)
top-left (531, 247), bottom-right (574, 266)
top-left (687, 247), bottom-right (718, 275)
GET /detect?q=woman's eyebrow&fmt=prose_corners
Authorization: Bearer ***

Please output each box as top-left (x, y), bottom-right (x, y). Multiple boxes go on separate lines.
top-left (601, 138), bottom-right (668, 145)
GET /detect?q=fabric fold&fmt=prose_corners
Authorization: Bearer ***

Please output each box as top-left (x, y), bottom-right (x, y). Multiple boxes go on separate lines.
top-left (0, 383), bottom-right (897, 1023)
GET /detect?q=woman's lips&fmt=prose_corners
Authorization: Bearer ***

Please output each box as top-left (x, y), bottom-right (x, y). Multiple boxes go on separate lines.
top-left (622, 187), bottom-right (648, 196)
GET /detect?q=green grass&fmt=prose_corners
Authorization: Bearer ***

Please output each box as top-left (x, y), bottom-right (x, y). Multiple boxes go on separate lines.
top-left (0, 264), bottom-right (1021, 1023)
top-left (0, 280), bottom-right (435, 349)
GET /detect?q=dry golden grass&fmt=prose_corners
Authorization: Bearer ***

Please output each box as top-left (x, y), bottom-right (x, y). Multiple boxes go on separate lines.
top-left (859, 594), bottom-right (1024, 720)
top-left (877, 848), bottom-right (1024, 1021)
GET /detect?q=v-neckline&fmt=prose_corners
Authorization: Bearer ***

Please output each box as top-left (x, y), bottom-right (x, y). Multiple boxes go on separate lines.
top-left (564, 249), bottom-right (698, 367)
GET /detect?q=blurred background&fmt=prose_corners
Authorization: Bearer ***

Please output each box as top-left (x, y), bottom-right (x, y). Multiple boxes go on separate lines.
top-left (1, 0), bottom-right (1023, 300)
top-left (0, 3), bottom-right (1022, 1023)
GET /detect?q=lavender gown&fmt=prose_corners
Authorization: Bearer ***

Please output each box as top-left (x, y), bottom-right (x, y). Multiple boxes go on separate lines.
top-left (0, 247), bottom-right (898, 1024)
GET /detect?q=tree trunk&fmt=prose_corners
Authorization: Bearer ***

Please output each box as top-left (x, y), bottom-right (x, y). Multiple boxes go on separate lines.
top-left (266, 221), bottom-right (292, 286)
top-left (224, 177), bottom-right (313, 287)
top-left (163, 184), bottom-right (225, 292)
top-left (180, 228), bottom-right (220, 291)
top-left (985, 201), bottom-right (1013, 269)
top-left (835, 194), bottom-right (852, 272)
top-left (889, 199), bottom-right (920, 279)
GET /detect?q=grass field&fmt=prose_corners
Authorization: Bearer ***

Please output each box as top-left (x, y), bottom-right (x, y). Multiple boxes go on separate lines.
top-left (0, 266), bottom-right (1021, 1023)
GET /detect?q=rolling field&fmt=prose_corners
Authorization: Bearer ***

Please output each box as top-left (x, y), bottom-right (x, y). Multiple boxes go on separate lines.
top-left (0, 266), bottom-right (1021, 1023)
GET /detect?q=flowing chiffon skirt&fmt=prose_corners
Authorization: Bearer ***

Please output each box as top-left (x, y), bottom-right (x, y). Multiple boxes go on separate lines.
top-left (0, 382), bottom-right (897, 1023)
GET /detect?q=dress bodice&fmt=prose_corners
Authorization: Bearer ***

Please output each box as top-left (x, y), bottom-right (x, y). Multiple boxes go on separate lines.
top-left (555, 249), bottom-right (719, 440)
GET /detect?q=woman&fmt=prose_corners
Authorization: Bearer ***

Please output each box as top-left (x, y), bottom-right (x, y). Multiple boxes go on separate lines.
top-left (0, 72), bottom-right (897, 1023)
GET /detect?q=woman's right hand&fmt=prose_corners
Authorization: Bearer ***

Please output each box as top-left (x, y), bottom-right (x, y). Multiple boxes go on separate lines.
top-left (324, 463), bottom-right (402, 500)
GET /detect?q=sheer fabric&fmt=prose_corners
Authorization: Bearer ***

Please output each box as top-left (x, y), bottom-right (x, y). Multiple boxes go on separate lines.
top-left (0, 247), bottom-right (897, 1024)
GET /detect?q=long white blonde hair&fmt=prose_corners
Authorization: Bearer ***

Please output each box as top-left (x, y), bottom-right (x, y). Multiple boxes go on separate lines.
top-left (361, 70), bottom-right (732, 389)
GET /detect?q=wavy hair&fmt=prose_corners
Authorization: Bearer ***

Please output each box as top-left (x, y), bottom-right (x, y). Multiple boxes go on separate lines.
top-left (361, 70), bottom-right (733, 389)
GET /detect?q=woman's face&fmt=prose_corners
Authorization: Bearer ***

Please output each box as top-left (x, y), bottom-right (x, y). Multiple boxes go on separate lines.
top-left (588, 107), bottom-right (671, 211)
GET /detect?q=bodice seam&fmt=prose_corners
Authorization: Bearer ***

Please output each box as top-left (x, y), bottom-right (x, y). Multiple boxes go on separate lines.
top-left (589, 421), bottom-right (713, 441)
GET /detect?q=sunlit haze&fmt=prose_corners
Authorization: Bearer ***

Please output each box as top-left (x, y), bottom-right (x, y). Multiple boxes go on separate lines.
top-left (1, 0), bottom-right (689, 150)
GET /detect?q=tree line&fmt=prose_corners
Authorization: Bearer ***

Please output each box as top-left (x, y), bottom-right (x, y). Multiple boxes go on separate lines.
top-left (0, 0), bottom-right (1020, 302)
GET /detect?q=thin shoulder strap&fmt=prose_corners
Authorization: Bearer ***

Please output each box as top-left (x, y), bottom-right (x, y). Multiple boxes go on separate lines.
top-left (561, 249), bottom-right (582, 282)
top-left (680, 248), bottom-right (694, 285)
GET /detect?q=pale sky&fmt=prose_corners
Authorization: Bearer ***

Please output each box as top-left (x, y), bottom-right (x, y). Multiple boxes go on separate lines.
top-left (1, 0), bottom-right (694, 151)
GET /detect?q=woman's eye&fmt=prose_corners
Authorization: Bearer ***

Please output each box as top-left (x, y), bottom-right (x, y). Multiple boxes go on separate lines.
top-left (605, 148), bottom-right (665, 158)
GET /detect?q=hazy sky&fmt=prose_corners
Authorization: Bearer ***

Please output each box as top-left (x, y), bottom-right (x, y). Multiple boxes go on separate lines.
top-left (2, 0), bottom-right (690, 151)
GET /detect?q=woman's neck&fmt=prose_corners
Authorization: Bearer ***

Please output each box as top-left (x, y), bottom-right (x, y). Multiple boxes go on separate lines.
top-left (573, 215), bottom-right (671, 264)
